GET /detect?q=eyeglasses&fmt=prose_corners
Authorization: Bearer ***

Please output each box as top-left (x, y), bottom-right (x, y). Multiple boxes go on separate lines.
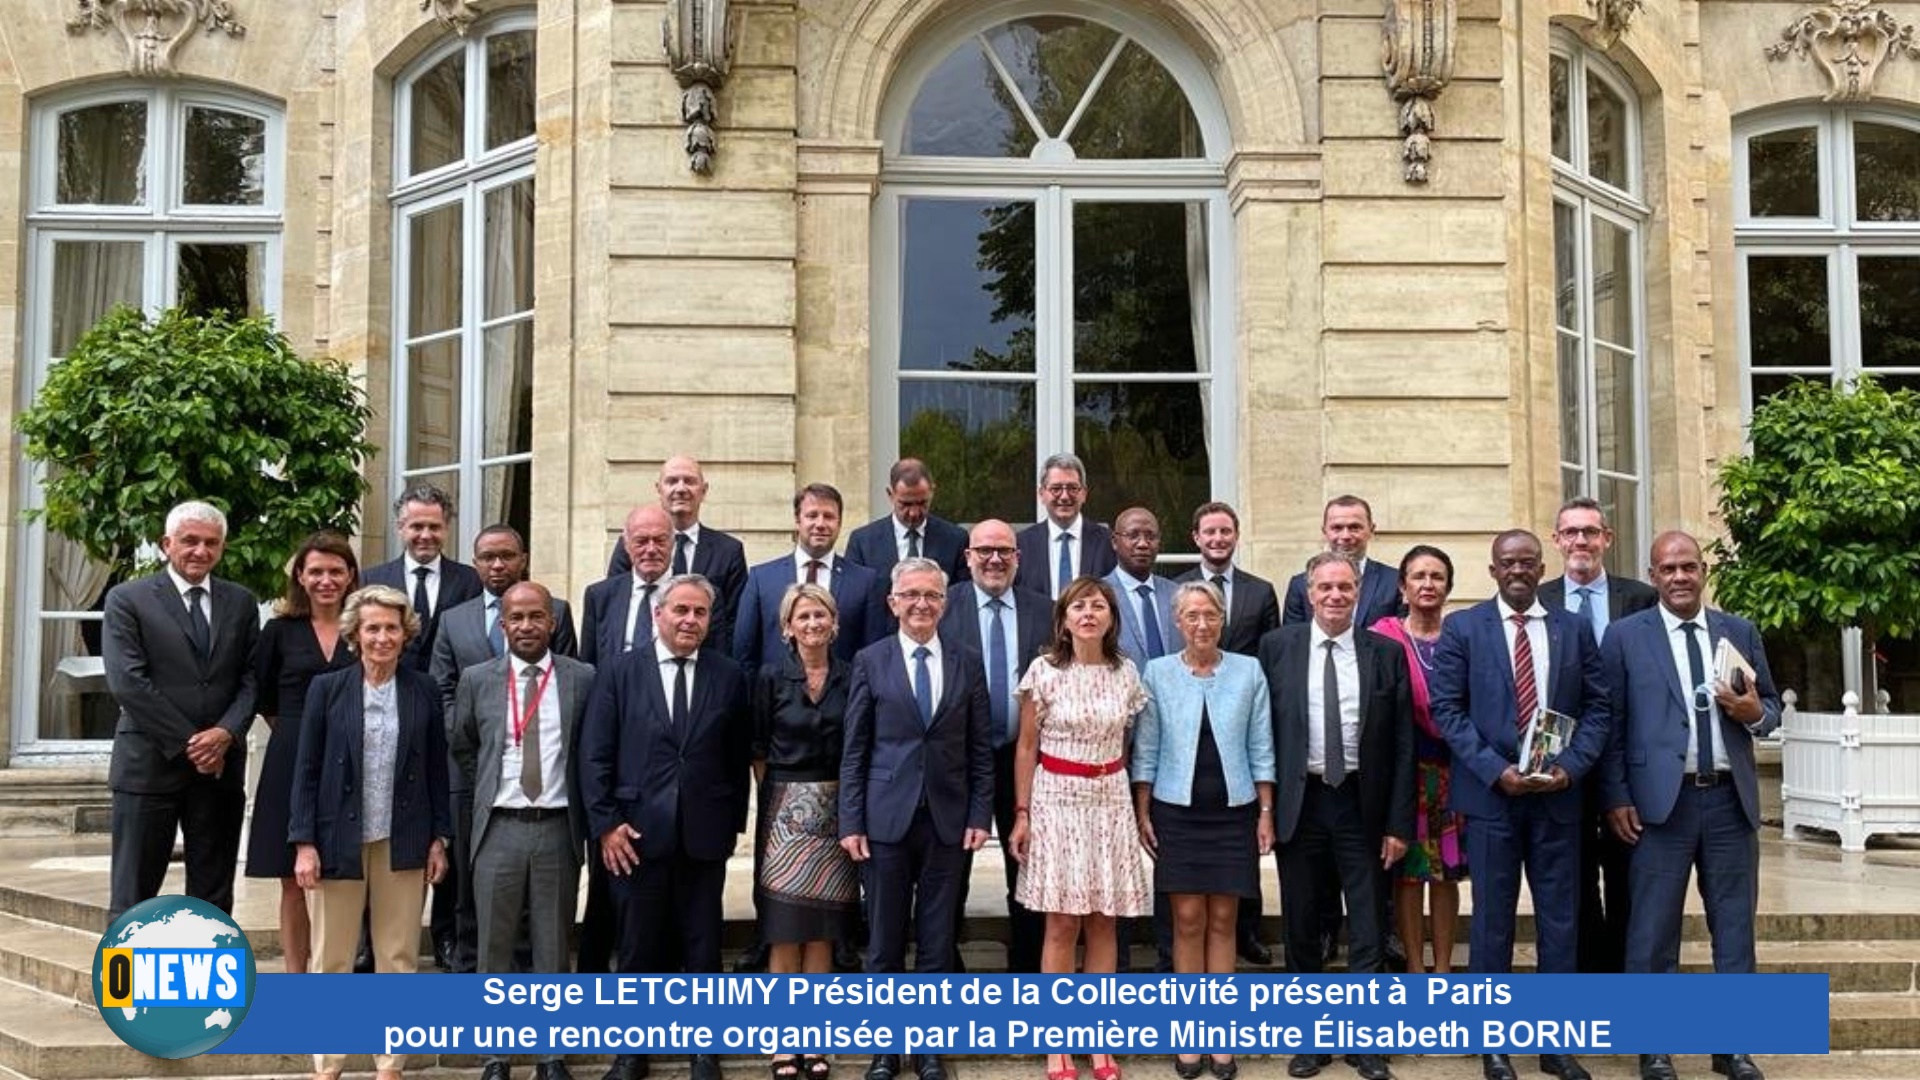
top-left (1042, 483), bottom-right (1084, 496)
top-left (1557, 526), bottom-right (1606, 541)
top-left (969, 546), bottom-right (1017, 562)
top-left (891, 591), bottom-right (945, 605)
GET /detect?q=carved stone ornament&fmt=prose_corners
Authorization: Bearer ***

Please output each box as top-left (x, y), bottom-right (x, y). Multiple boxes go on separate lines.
top-left (66, 0), bottom-right (246, 77)
top-left (662, 0), bottom-right (737, 175)
top-left (1765, 1), bottom-right (1920, 103)
top-left (1583, 0), bottom-right (1644, 50)
top-left (1381, 0), bottom-right (1456, 185)
top-left (420, 0), bottom-right (479, 37)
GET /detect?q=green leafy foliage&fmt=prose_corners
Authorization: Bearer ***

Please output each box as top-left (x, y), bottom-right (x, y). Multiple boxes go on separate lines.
top-left (1710, 376), bottom-right (1920, 653)
top-left (16, 306), bottom-right (376, 598)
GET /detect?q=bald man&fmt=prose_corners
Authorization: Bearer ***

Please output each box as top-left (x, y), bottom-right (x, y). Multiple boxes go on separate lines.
top-left (605, 457), bottom-right (748, 658)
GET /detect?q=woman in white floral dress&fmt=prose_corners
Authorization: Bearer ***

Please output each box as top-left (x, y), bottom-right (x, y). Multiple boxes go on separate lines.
top-left (1009, 576), bottom-right (1151, 1080)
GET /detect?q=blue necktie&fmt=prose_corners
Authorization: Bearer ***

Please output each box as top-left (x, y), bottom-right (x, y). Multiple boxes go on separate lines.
top-left (672, 532), bottom-right (690, 577)
top-left (1137, 583), bottom-right (1165, 659)
top-left (913, 645), bottom-right (934, 727)
top-left (1576, 586), bottom-right (1598, 640)
top-left (987, 598), bottom-right (1011, 744)
top-left (1683, 621), bottom-right (1713, 774)
top-left (1056, 533), bottom-right (1073, 596)
top-left (486, 597), bottom-right (504, 656)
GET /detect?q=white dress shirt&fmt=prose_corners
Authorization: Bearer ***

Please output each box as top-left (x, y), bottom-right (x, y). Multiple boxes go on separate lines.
top-left (898, 631), bottom-right (944, 715)
top-left (405, 555), bottom-right (444, 616)
top-left (1306, 622), bottom-right (1361, 775)
top-left (1045, 516), bottom-right (1086, 595)
top-left (496, 652), bottom-right (567, 809)
top-left (791, 548), bottom-right (838, 586)
top-left (1660, 605), bottom-right (1730, 773)
top-left (1498, 598), bottom-right (1551, 713)
top-left (894, 517), bottom-right (923, 562)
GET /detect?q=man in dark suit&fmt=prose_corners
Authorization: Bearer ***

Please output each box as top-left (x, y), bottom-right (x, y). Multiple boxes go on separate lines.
top-left (102, 500), bottom-right (261, 919)
top-left (606, 456), bottom-right (748, 658)
top-left (1262, 552), bottom-right (1413, 1080)
top-left (846, 457), bottom-right (971, 586)
top-left (578, 574), bottom-right (751, 1080)
top-left (1014, 451), bottom-right (1117, 599)
top-left (450, 582), bottom-right (593, 1080)
top-left (1601, 532), bottom-right (1780, 1080)
top-left (842, 558), bottom-right (995, 1080)
top-left (938, 519), bottom-right (1050, 974)
top-left (1282, 495), bottom-right (1401, 628)
top-left (363, 483), bottom-right (484, 672)
top-left (1538, 496), bottom-right (1658, 978)
top-left (1178, 501), bottom-right (1282, 964)
top-left (735, 483), bottom-right (886, 672)
top-left (1430, 530), bottom-right (1610, 1080)
top-left (430, 524), bottom-right (578, 974)
top-left (1103, 508), bottom-right (1183, 666)
top-left (582, 506), bottom-right (675, 667)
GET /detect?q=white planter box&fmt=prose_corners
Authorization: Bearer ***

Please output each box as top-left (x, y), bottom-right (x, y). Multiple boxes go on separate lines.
top-left (1781, 691), bottom-right (1920, 852)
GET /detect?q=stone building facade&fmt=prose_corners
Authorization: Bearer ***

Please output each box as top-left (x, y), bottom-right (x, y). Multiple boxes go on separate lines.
top-left (1, 0), bottom-right (1915, 761)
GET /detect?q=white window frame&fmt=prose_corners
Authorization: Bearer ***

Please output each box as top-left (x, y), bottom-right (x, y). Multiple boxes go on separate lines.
top-left (390, 13), bottom-right (538, 559)
top-left (871, 0), bottom-right (1236, 551)
top-left (14, 85), bottom-right (285, 758)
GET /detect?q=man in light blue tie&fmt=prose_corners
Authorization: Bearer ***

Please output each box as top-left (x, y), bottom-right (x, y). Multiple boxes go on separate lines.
top-left (1103, 507), bottom-right (1183, 666)
top-left (1014, 452), bottom-right (1118, 599)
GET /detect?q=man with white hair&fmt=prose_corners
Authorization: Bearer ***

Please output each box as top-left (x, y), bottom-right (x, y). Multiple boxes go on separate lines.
top-left (102, 500), bottom-right (261, 918)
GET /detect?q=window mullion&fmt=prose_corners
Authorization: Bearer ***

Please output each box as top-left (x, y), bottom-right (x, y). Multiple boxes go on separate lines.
top-left (1577, 199), bottom-right (1599, 494)
top-left (1045, 186), bottom-right (1071, 458)
top-left (460, 176), bottom-right (485, 555)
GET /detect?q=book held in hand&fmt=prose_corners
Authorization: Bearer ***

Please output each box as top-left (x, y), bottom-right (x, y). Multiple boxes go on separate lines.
top-left (1520, 706), bottom-right (1579, 779)
top-left (1715, 637), bottom-right (1756, 695)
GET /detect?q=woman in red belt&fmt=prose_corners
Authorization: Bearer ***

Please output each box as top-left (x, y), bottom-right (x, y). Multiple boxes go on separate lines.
top-left (1009, 576), bottom-right (1151, 1080)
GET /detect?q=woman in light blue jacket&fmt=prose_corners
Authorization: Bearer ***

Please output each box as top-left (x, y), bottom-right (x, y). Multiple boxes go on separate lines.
top-left (1132, 580), bottom-right (1275, 1080)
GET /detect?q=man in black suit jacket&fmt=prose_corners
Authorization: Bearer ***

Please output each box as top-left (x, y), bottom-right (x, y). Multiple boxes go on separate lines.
top-left (938, 520), bottom-right (1051, 974)
top-left (102, 501), bottom-right (261, 918)
top-left (1538, 496), bottom-right (1658, 979)
top-left (606, 456), bottom-right (748, 658)
top-left (1176, 501), bottom-right (1282, 964)
top-left (846, 457), bottom-right (971, 587)
top-left (582, 506), bottom-right (676, 667)
top-left (362, 483), bottom-right (483, 672)
top-left (577, 574), bottom-right (751, 1080)
top-left (842, 559), bottom-right (994, 1080)
top-left (1260, 552), bottom-right (1414, 1080)
top-left (1281, 495), bottom-right (1402, 628)
top-left (1014, 451), bottom-right (1117, 599)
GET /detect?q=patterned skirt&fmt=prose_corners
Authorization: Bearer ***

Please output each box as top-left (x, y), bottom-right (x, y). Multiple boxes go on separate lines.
top-left (755, 776), bottom-right (860, 944)
top-left (1400, 732), bottom-right (1469, 883)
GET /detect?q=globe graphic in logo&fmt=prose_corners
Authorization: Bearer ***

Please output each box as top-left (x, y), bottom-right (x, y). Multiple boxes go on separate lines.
top-left (91, 895), bottom-right (255, 1059)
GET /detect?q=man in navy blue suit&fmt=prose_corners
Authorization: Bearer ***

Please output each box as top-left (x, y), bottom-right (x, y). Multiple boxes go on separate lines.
top-left (841, 558), bottom-right (994, 1080)
top-left (735, 483), bottom-right (885, 673)
top-left (577, 574), bottom-right (751, 1080)
top-left (1282, 495), bottom-right (1402, 628)
top-left (846, 457), bottom-right (970, 586)
top-left (1429, 530), bottom-right (1609, 1080)
top-left (1014, 452), bottom-right (1117, 599)
top-left (1600, 532), bottom-right (1779, 1080)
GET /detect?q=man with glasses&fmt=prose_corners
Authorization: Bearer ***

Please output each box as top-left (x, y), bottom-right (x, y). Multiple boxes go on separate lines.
top-left (1015, 452), bottom-right (1117, 599)
top-left (841, 558), bottom-right (995, 1080)
top-left (939, 521), bottom-right (1052, 973)
top-left (1430, 530), bottom-right (1610, 1080)
top-left (1599, 531), bottom-right (1778, 1080)
top-left (1538, 497), bottom-right (1657, 977)
top-left (1104, 507), bottom-right (1183, 666)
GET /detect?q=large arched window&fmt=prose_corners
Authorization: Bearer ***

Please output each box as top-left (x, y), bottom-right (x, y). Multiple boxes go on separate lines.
top-left (16, 84), bottom-right (284, 752)
top-left (1735, 106), bottom-right (1920, 409)
top-left (1550, 35), bottom-right (1648, 576)
top-left (391, 15), bottom-right (536, 556)
top-left (872, 3), bottom-right (1234, 555)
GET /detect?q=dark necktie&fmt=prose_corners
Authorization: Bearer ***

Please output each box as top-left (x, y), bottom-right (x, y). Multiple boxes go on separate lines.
top-left (1511, 612), bottom-right (1538, 731)
top-left (672, 532), bottom-right (691, 577)
top-left (1056, 533), bottom-right (1073, 596)
top-left (1136, 583), bottom-right (1166, 659)
top-left (670, 656), bottom-right (690, 731)
top-left (412, 566), bottom-right (431, 622)
top-left (906, 528), bottom-right (922, 559)
top-left (1576, 586), bottom-right (1597, 639)
top-left (1683, 621), bottom-right (1713, 773)
top-left (626, 582), bottom-right (656, 651)
top-left (486, 597), bottom-right (504, 656)
top-left (519, 664), bottom-right (543, 799)
top-left (987, 597), bottom-right (1011, 744)
top-left (806, 559), bottom-right (823, 586)
top-left (1322, 639), bottom-right (1346, 787)
top-left (1211, 573), bottom-right (1230, 618)
top-left (186, 586), bottom-right (211, 659)
top-left (913, 644), bottom-right (934, 727)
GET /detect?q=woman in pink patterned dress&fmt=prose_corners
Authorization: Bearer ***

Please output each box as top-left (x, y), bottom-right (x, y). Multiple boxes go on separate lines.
top-left (1008, 576), bottom-right (1151, 1080)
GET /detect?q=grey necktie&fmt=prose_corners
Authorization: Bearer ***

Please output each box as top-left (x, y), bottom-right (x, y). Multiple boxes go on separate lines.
top-left (519, 664), bottom-right (544, 799)
top-left (1323, 639), bottom-right (1346, 787)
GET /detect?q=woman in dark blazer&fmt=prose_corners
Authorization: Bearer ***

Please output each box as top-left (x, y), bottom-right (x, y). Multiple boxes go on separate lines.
top-left (289, 584), bottom-right (450, 1080)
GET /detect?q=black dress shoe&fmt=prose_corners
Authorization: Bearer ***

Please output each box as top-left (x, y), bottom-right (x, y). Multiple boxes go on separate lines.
top-left (691, 1055), bottom-right (722, 1080)
top-left (1287, 1055), bottom-right (1330, 1078)
top-left (432, 937), bottom-right (455, 972)
top-left (1482, 1055), bottom-right (1517, 1080)
top-left (1713, 1054), bottom-right (1764, 1080)
top-left (915, 1054), bottom-right (947, 1080)
top-left (480, 1063), bottom-right (511, 1080)
top-left (1539, 1055), bottom-right (1591, 1080)
top-left (833, 941), bottom-right (863, 972)
top-left (1236, 936), bottom-right (1272, 965)
top-left (537, 1064), bottom-right (574, 1080)
top-left (735, 941), bottom-right (770, 973)
top-left (866, 1055), bottom-right (901, 1080)
top-left (1351, 1054), bottom-right (1391, 1080)
top-left (602, 1057), bottom-right (649, 1080)
top-left (1637, 1055), bottom-right (1677, 1080)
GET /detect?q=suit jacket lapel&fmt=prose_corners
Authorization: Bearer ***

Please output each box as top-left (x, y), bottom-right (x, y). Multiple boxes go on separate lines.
top-left (1544, 612), bottom-right (1567, 705)
top-left (1483, 608), bottom-right (1516, 716)
top-left (928, 647), bottom-right (966, 730)
top-left (153, 576), bottom-right (208, 670)
top-left (1286, 632), bottom-right (1310, 751)
top-left (345, 668), bottom-right (368, 779)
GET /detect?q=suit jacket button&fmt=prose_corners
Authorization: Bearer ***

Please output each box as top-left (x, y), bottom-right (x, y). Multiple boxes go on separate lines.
top-left (347, 811), bottom-right (358, 820)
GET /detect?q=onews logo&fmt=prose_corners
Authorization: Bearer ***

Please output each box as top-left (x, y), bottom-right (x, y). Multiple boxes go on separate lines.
top-left (91, 895), bottom-right (256, 1059)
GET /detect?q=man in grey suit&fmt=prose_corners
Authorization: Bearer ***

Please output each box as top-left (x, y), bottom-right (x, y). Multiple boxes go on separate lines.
top-left (1104, 507), bottom-right (1182, 666)
top-left (103, 500), bottom-right (260, 918)
top-left (451, 582), bottom-right (593, 1080)
top-left (431, 524), bottom-right (579, 973)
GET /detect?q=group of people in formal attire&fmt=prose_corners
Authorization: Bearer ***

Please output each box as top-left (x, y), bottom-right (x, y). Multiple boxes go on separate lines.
top-left (100, 451), bottom-right (1779, 1080)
